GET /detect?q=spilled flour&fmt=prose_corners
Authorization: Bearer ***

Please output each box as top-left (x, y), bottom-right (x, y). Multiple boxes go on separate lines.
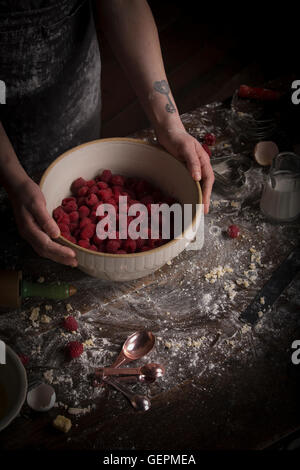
top-left (0, 102), bottom-right (299, 422)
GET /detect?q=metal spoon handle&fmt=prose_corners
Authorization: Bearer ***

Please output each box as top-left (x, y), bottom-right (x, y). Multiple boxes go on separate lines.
top-left (96, 366), bottom-right (141, 376)
top-left (111, 353), bottom-right (130, 369)
top-left (102, 376), bottom-right (135, 398)
top-left (94, 375), bottom-right (149, 385)
top-left (103, 376), bottom-right (151, 411)
top-left (95, 354), bottom-right (129, 377)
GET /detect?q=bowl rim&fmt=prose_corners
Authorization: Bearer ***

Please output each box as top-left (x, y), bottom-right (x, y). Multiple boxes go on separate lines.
top-left (0, 345), bottom-right (28, 432)
top-left (40, 137), bottom-right (202, 258)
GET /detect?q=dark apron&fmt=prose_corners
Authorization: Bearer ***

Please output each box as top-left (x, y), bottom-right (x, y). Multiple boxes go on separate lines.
top-left (0, 0), bottom-right (101, 175)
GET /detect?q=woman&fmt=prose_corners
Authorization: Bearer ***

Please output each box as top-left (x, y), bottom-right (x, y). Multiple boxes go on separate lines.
top-left (0, 0), bottom-right (214, 267)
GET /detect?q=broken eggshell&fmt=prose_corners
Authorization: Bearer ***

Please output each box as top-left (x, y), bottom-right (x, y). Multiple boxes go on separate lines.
top-left (254, 141), bottom-right (279, 166)
top-left (27, 383), bottom-right (56, 412)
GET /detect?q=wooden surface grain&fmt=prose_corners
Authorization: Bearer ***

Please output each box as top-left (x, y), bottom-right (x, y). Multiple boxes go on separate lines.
top-left (0, 101), bottom-right (299, 451)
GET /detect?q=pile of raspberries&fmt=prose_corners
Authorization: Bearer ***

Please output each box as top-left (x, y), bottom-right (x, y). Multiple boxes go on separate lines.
top-left (52, 169), bottom-right (178, 254)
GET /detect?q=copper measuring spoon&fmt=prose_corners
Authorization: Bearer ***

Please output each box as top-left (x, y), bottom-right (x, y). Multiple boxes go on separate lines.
top-left (108, 330), bottom-right (155, 368)
top-left (102, 376), bottom-right (151, 411)
top-left (97, 363), bottom-right (165, 380)
top-left (93, 374), bottom-right (156, 387)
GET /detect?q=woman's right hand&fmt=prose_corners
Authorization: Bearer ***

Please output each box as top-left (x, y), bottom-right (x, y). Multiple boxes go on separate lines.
top-left (9, 178), bottom-right (78, 267)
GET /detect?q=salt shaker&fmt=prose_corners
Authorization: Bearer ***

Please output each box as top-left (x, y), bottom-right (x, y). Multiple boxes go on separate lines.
top-left (260, 152), bottom-right (300, 222)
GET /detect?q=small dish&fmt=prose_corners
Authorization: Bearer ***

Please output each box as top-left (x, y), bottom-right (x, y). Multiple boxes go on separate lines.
top-left (0, 345), bottom-right (27, 432)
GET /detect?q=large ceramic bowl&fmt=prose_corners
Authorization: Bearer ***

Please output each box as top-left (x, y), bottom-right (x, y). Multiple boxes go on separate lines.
top-left (0, 344), bottom-right (27, 432)
top-left (40, 138), bottom-right (202, 281)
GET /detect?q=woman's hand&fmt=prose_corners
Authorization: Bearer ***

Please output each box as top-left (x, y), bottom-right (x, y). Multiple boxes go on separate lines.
top-left (9, 178), bottom-right (78, 266)
top-left (156, 127), bottom-right (214, 214)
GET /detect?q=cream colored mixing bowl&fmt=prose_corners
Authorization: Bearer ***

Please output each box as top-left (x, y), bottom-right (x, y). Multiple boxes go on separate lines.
top-left (40, 138), bottom-right (202, 281)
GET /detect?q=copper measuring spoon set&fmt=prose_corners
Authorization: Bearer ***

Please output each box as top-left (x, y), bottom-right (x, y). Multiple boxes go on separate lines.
top-left (94, 331), bottom-right (165, 411)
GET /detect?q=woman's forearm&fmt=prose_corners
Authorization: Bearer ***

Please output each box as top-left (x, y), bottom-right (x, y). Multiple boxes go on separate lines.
top-left (0, 122), bottom-right (29, 195)
top-left (97, 0), bottom-right (185, 133)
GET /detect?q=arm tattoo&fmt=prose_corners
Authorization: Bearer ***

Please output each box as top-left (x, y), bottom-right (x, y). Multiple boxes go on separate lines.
top-left (153, 80), bottom-right (176, 113)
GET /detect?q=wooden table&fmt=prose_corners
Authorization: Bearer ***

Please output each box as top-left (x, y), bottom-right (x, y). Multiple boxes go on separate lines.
top-left (0, 102), bottom-right (300, 451)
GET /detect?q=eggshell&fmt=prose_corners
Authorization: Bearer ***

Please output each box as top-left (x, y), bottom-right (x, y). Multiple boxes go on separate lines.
top-left (27, 383), bottom-right (56, 412)
top-left (254, 141), bottom-right (279, 166)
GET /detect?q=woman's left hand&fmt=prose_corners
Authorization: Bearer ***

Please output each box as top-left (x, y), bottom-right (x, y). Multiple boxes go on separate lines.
top-left (155, 127), bottom-right (214, 214)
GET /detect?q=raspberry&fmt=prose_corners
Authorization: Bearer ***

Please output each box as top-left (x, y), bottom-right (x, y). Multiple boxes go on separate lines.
top-left (203, 133), bottom-right (216, 146)
top-left (58, 223), bottom-right (70, 234)
top-left (63, 316), bottom-right (78, 332)
top-left (111, 175), bottom-right (125, 186)
top-left (73, 228), bottom-right (81, 239)
top-left (79, 217), bottom-right (92, 229)
top-left (66, 341), bottom-right (83, 359)
top-left (93, 234), bottom-right (104, 246)
top-left (202, 143), bottom-right (212, 157)
top-left (56, 211), bottom-right (70, 225)
top-left (89, 185), bottom-right (99, 194)
top-left (80, 224), bottom-right (96, 240)
top-left (116, 250), bottom-right (127, 254)
top-left (98, 188), bottom-right (113, 202)
top-left (86, 180), bottom-right (96, 188)
top-left (106, 239), bottom-right (121, 253)
top-left (62, 198), bottom-right (78, 213)
top-left (89, 210), bottom-right (98, 223)
top-left (78, 239), bottom-right (91, 249)
top-left (141, 245), bottom-right (151, 252)
top-left (71, 177), bottom-right (86, 195)
top-left (69, 211), bottom-right (79, 223)
top-left (62, 233), bottom-right (76, 243)
top-left (78, 205), bottom-right (90, 219)
top-left (90, 244), bottom-right (98, 252)
top-left (92, 201), bottom-right (103, 211)
top-left (106, 198), bottom-right (118, 212)
top-left (123, 239), bottom-right (136, 253)
top-left (97, 181), bottom-right (108, 190)
top-left (62, 197), bottom-right (76, 205)
top-left (19, 354), bottom-right (29, 366)
top-left (78, 186), bottom-right (89, 197)
top-left (136, 237), bottom-right (145, 250)
top-left (112, 185), bottom-right (123, 197)
top-left (77, 196), bottom-right (86, 207)
top-left (100, 169), bottom-right (112, 183)
top-left (227, 224), bottom-right (240, 238)
top-left (86, 193), bottom-right (98, 208)
top-left (238, 85), bottom-right (280, 101)
top-left (69, 222), bottom-right (78, 233)
top-left (53, 206), bottom-right (65, 221)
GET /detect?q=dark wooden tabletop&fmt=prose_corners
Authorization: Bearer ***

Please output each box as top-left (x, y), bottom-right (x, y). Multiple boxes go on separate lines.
top-left (0, 102), bottom-right (300, 451)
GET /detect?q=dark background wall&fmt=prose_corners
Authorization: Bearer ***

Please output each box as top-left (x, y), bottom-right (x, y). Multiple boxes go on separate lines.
top-left (96, 1), bottom-right (296, 138)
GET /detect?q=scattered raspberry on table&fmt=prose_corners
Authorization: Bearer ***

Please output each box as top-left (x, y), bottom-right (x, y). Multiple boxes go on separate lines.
top-left (227, 224), bottom-right (240, 238)
top-left (19, 354), bottom-right (29, 366)
top-left (67, 341), bottom-right (83, 359)
top-left (203, 133), bottom-right (216, 146)
top-left (202, 143), bottom-right (212, 158)
top-left (63, 316), bottom-right (78, 332)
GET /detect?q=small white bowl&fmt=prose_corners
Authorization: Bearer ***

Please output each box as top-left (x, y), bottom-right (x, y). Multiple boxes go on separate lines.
top-left (40, 138), bottom-right (202, 281)
top-left (0, 345), bottom-right (27, 432)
